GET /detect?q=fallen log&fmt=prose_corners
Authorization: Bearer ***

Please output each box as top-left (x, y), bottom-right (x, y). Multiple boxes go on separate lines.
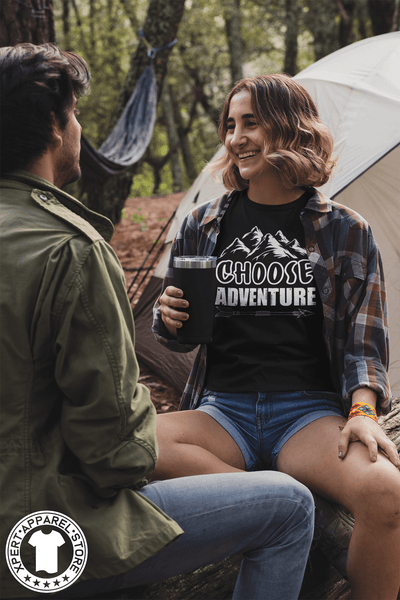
top-left (92, 398), bottom-right (400, 600)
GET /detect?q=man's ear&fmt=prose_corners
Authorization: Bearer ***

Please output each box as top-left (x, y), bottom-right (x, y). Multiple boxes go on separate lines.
top-left (51, 112), bottom-right (63, 149)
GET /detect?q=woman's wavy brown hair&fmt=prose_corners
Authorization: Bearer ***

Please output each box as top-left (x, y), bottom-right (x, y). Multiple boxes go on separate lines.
top-left (209, 74), bottom-right (337, 190)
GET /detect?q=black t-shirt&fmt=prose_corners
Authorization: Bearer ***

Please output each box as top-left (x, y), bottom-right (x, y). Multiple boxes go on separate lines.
top-left (205, 190), bottom-right (335, 393)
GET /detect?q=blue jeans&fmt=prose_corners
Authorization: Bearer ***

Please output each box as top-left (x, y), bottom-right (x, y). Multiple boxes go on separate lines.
top-left (53, 472), bottom-right (314, 600)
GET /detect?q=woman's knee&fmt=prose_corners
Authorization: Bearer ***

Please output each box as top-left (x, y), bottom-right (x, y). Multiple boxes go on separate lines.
top-left (350, 462), bottom-right (400, 528)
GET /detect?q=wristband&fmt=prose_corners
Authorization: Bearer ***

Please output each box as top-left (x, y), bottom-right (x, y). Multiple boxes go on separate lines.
top-left (348, 402), bottom-right (378, 423)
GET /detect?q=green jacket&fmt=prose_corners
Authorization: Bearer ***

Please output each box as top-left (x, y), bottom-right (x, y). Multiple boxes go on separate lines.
top-left (0, 172), bottom-right (182, 598)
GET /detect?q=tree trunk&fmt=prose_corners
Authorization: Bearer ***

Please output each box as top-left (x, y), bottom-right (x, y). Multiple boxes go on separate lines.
top-left (338, 0), bottom-right (356, 48)
top-left (62, 0), bottom-right (71, 51)
top-left (368, 0), bottom-right (397, 33)
top-left (89, 0), bottom-right (97, 56)
top-left (118, 0), bottom-right (139, 31)
top-left (304, 0), bottom-right (340, 62)
top-left (170, 84), bottom-right (198, 183)
top-left (224, 0), bottom-right (244, 86)
top-left (284, 0), bottom-right (300, 76)
top-left (151, 162), bottom-right (163, 196)
top-left (162, 81), bottom-right (183, 193)
top-left (91, 399), bottom-right (400, 600)
top-left (84, 0), bottom-right (186, 224)
top-left (356, 0), bottom-right (368, 40)
top-left (0, 0), bottom-right (55, 47)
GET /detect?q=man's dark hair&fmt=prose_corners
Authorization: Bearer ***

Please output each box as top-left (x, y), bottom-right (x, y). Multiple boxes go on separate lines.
top-left (0, 43), bottom-right (90, 175)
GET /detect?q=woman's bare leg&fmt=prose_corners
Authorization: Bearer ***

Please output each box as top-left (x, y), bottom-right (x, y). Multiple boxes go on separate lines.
top-left (151, 411), bottom-right (246, 480)
top-left (277, 415), bottom-right (400, 600)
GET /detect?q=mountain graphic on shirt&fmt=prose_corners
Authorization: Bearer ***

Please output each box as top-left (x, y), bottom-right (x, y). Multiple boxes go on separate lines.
top-left (220, 227), bottom-right (307, 261)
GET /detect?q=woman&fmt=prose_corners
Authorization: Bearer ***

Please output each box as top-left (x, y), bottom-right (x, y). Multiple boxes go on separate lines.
top-left (152, 75), bottom-right (400, 600)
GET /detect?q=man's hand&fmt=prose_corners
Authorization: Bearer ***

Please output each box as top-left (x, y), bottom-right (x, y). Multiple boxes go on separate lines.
top-left (338, 416), bottom-right (400, 468)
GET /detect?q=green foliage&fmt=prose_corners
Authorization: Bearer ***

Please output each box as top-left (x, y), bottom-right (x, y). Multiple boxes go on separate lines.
top-left (130, 163), bottom-right (156, 198)
top-left (54, 0), bottom-right (146, 147)
top-left (130, 208), bottom-right (149, 230)
top-left (54, 0), bottom-right (376, 199)
top-left (121, 207), bottom-right (149, 230)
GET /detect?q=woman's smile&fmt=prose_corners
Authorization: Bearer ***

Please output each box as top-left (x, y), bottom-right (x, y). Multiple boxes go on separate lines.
top-left (225, 90), bottom-right (269, 183)
top-left (238, 150), bottom-right (261, 160)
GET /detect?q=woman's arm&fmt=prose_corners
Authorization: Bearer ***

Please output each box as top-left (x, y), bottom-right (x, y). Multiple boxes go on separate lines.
top-left (341, 231), bottom-right (390, 412)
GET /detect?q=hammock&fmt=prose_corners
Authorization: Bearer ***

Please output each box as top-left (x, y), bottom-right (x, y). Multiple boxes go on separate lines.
top-left (80, 33), bottom-right (177, 188)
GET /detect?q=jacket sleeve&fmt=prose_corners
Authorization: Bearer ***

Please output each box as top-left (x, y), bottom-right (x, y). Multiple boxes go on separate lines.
top-left (52, 238), bottom-right (158, 491)
top-left (342, 229), bottom-right (391, 414)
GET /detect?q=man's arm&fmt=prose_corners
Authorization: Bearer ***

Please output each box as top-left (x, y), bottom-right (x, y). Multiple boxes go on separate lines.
top-left (53, 239), bottom-right (158, 492)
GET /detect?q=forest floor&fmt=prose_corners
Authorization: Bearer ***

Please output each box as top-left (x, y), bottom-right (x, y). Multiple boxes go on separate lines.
top-left (109, 192), bottom-right (185, 414)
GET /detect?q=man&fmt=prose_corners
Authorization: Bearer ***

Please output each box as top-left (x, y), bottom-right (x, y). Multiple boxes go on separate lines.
top-left (0, 43), bottom-right (314, 600)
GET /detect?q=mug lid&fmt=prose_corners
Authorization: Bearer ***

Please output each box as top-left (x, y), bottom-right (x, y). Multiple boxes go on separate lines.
top-left (173, 256), bottom-right (216, 268)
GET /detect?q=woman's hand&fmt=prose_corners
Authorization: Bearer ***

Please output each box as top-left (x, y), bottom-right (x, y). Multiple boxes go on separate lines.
top-left (338, 416), bottom-right (400, 468)
top-left (159, 286), bottom-right (189, 337)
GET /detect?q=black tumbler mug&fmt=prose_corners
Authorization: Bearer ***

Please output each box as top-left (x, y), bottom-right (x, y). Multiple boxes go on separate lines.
top-left (173, 256), bottom-right (217, 344)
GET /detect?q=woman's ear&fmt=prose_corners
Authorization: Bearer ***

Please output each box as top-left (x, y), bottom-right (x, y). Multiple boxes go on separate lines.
top-left (50, 112), bottom-right (63, 148)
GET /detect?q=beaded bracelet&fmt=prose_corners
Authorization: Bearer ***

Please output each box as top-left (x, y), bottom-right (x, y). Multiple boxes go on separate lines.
top-left (348, 401), bottom-right (378, 423)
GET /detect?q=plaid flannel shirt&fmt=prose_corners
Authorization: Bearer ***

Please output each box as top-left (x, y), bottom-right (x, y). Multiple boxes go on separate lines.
top-left (152, 189), bottom-right (391, 416)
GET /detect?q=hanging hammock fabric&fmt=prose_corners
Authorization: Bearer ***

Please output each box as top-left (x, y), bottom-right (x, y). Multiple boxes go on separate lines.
top-left (99, 62), bottom-right (157, 166)
top-left (80, 34), bottom-right (177, 188)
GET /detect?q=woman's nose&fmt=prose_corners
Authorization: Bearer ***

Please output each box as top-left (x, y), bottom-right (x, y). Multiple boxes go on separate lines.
top-left (230, 126), bottom-right (245, 148)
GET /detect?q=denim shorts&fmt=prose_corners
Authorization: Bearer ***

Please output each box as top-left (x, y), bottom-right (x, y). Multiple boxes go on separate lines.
top-left (197, 389), bottom-right (345, 470)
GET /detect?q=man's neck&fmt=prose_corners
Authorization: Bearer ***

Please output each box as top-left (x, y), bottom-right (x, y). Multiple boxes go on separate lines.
top-left (26, 155), bottom-right (55, 186)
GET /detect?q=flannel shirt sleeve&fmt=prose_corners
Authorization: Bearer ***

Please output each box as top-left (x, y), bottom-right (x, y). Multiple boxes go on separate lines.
top-left (342, 229), bottom-right (391, 414)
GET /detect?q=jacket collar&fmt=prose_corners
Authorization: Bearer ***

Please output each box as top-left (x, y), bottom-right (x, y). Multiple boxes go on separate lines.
top-left (1, 170), bottom-right (114, 242)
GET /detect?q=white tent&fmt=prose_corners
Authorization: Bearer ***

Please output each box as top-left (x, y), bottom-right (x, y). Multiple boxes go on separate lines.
top-left (133, 32), bottom-right (400, 396)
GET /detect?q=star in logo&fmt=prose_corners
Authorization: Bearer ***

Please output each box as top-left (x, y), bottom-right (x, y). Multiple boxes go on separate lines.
top-left (53, 579), bottom-right (60, 587)
top-left (43, 581), bottom-right (50, 588)
top-left (24, 575), bottom-right (31, 582)
top-left (33, 579), bottom-right (40, 587)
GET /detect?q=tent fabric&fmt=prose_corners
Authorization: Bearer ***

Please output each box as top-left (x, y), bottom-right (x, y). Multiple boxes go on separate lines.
top-left (294, 32), bottom-right (400, 198)
top-left (133, 32), bottom-right (400, 396)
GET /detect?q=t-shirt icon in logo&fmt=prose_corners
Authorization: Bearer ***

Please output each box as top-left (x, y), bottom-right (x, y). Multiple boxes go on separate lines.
top-left (28, 530), bottom-right (65, 574)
